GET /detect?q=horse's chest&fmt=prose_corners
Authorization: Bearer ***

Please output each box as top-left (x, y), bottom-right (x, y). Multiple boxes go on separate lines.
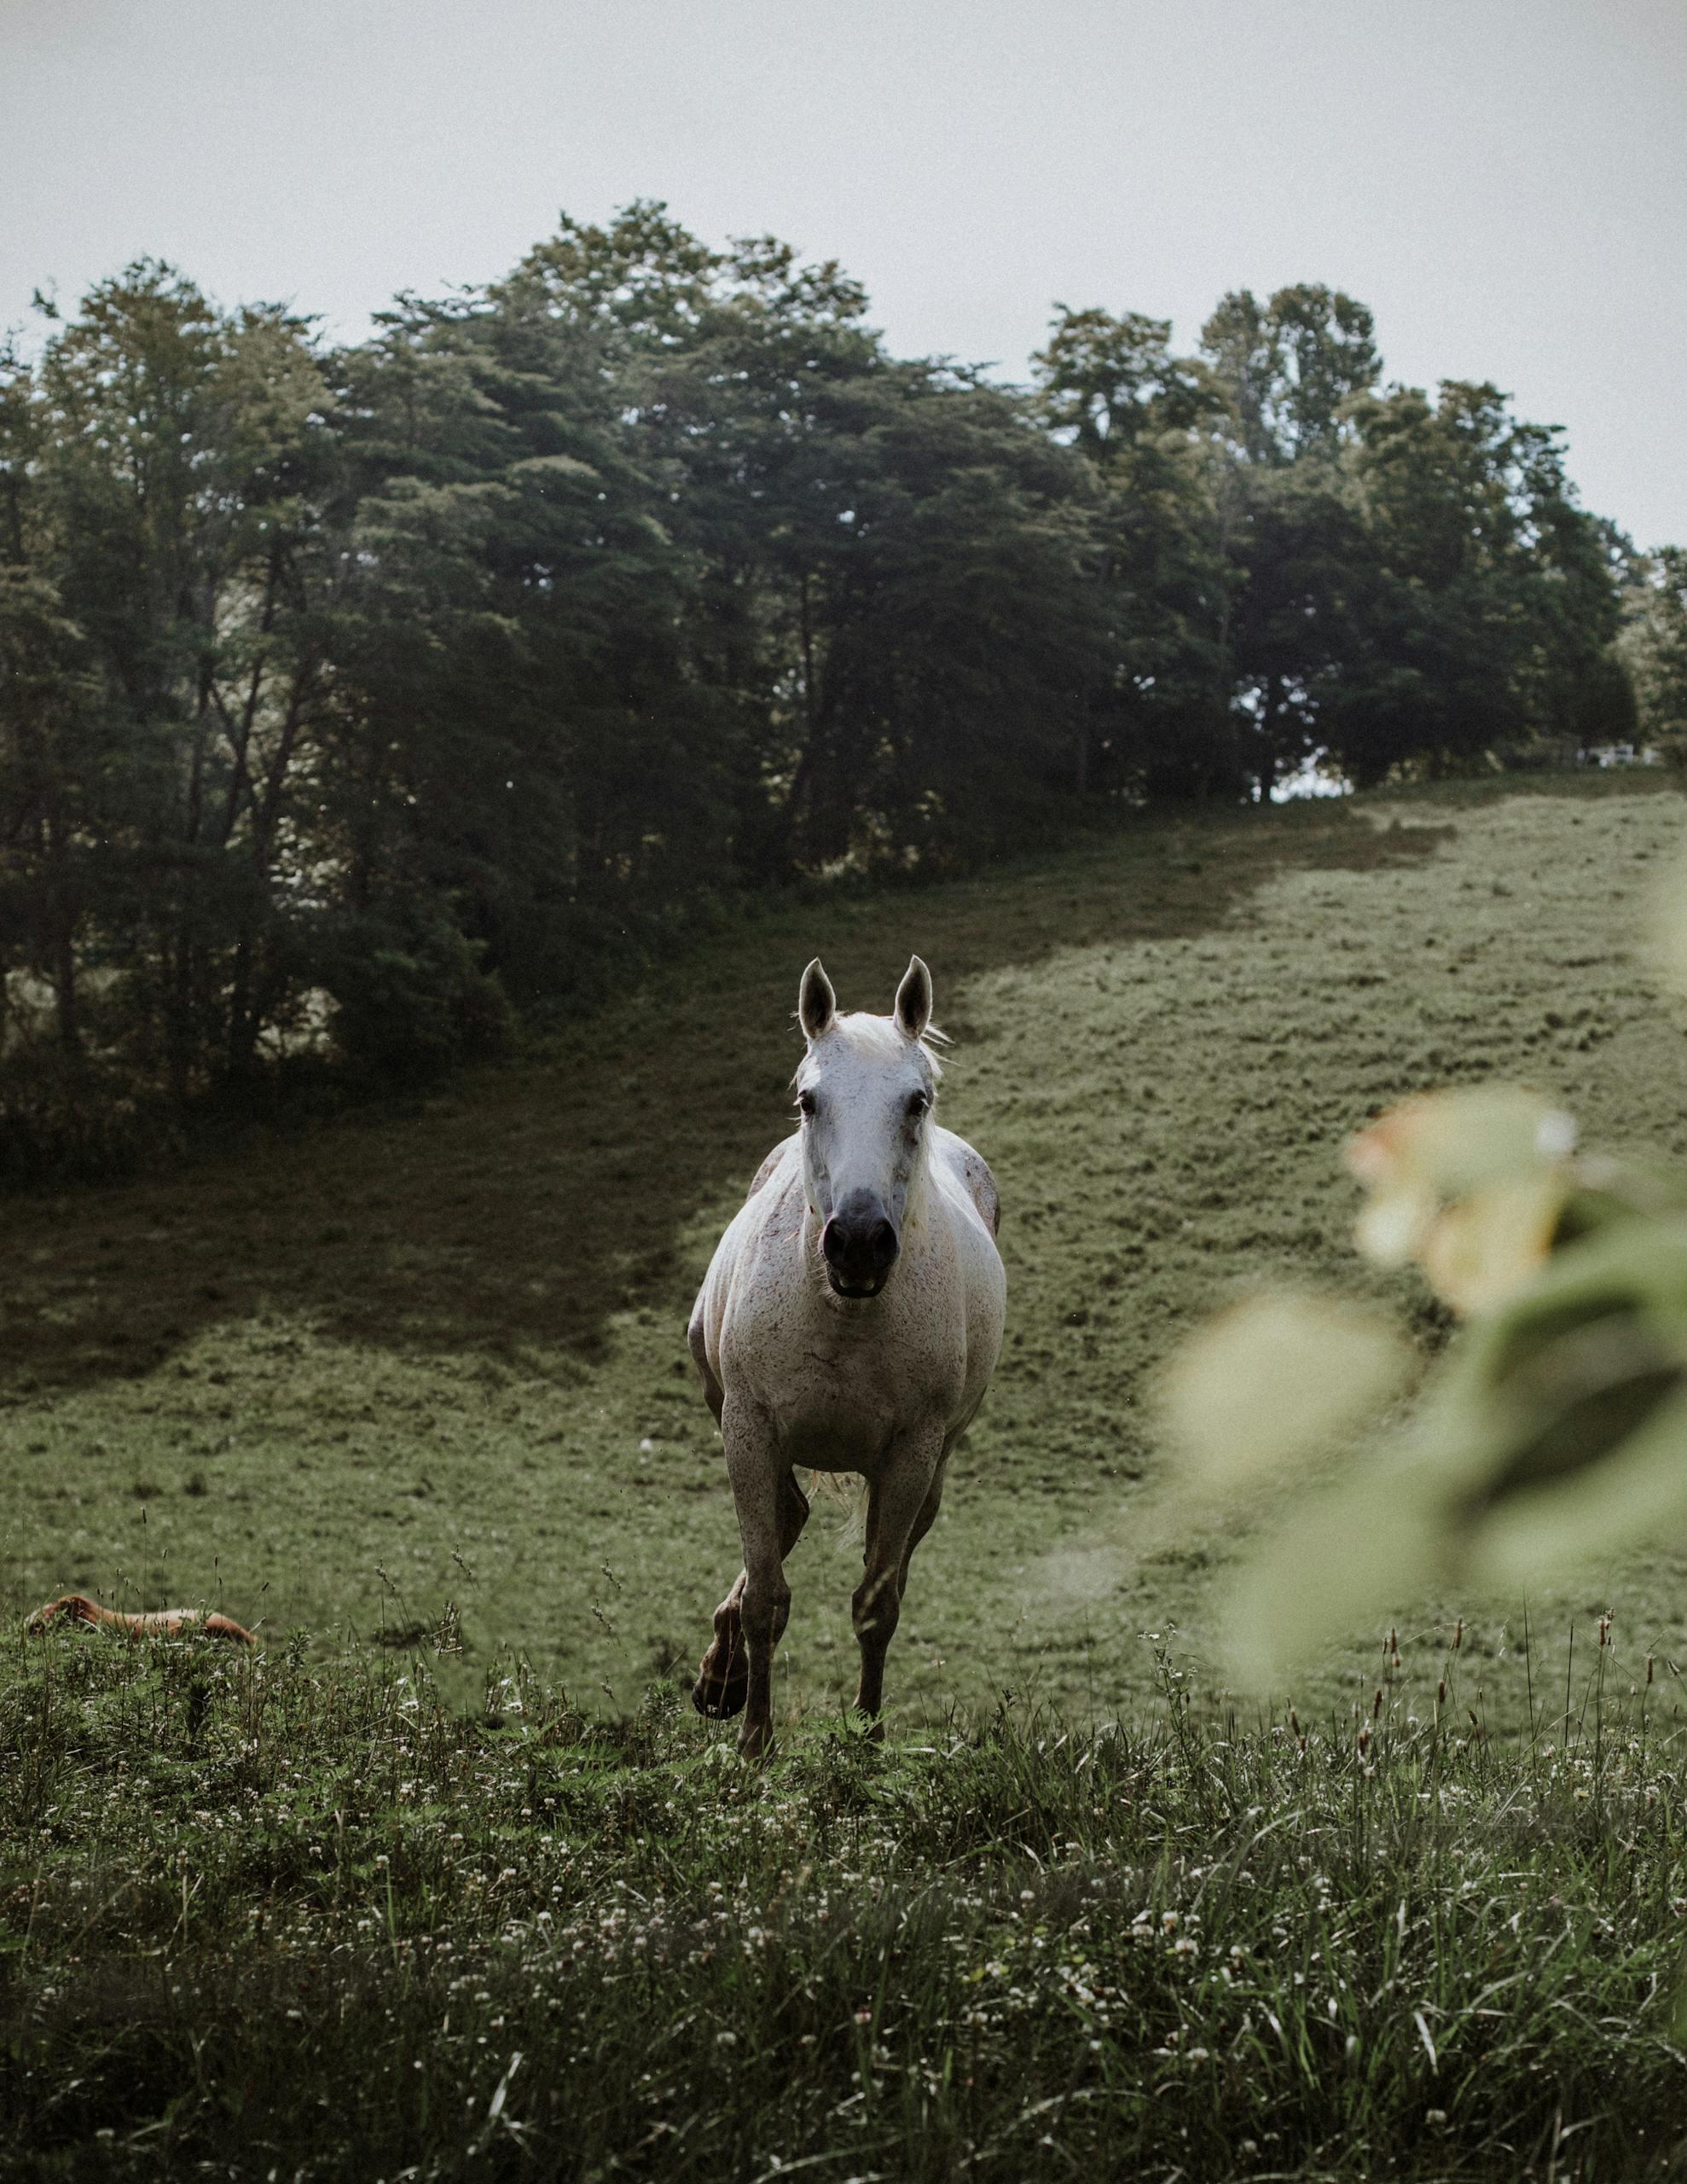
top-left (776, 1354), bottom-right (929, 1464)
top-left (779, 1389), bottom-right (925, 1474)
top-left (729, 1298), bottom-right (960, 1467)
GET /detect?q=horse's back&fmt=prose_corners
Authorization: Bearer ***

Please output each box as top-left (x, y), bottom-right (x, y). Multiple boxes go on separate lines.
top-left (687, 1136), bottom-right (804, 1418)
top-left (744, 1134), bottom-right (797, 1202)
top-left (933, 1126), bottom-right (1000, 1240)
top-left (927, 1126), bottom-right (1007, 1422)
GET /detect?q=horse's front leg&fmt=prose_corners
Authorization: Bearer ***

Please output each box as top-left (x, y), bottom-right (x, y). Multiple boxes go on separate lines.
top-left (723, 1399), bottom-right (796, 1761)
top-left (693, 1468), bottom-right (809, 1722)
top-left (852, 1428), bottom-right (945, 1738)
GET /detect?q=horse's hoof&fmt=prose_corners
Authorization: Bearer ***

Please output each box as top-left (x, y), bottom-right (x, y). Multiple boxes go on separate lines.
top-left (692, 1663), bottom-right (749, 1719)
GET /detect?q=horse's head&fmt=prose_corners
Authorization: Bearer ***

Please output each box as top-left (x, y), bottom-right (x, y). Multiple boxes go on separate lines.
top-left (793, 955), bottom-right (942, 1299)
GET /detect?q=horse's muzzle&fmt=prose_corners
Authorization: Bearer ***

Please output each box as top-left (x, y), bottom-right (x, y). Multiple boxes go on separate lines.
top-left (821, 1202), bottom-right (899, 1298)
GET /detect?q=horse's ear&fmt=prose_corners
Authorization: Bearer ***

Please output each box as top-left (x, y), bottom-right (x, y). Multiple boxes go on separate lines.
top-left (798, 957), bottom-right (837, 1041)
top-left (894, 955), bottom-right (933, 1042)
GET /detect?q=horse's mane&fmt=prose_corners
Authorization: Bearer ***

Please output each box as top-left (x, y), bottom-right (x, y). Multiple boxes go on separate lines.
top-left (791, 1009), bottom-right (948, 1080)
top-left (906, 1018), bottom-right (948, 1080)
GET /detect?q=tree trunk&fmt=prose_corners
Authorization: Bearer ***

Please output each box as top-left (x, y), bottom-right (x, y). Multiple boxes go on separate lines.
top-left (53, 927), bottom-right (80, 1054)
top-left (42, 814), bottom-right (82, 1053)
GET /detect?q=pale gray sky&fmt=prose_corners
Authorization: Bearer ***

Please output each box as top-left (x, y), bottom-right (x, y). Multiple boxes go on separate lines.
top-left (5, 0), bottom-right (1684, 546)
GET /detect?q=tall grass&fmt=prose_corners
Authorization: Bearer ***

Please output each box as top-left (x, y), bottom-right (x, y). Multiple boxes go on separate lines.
top-left (3, 1623), bottom-right (1686, 2180)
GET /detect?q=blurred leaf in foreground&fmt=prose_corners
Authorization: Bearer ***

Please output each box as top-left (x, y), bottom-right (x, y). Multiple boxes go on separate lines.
top-left (1157, 1291), bottom-right (1412, 1496)
top-left (1430, 1216), bottom-right (1687, 1585)
top-left (1174, 860), bottom-right (1687, 1686)
top-left (1224, 1215), bottom-right (1687, 1684)
top-left (1345, 1087), bottom-right (1576, 1315)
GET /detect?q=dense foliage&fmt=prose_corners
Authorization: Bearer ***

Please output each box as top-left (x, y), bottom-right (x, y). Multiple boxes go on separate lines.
top-left (1625, 546), bottom-right (1687, 760)
top-left (0, 207), bottom-right (1651, 1170)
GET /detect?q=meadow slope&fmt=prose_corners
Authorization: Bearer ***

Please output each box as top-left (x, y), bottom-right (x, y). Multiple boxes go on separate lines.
top-left (5, 778), bottom-right (1687, 1728)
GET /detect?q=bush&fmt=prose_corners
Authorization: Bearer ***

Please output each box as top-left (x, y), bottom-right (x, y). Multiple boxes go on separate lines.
top-left (0, 1042), bottom-right (173, 1185)
top-left (316, 915), bottom-right (517, 1080)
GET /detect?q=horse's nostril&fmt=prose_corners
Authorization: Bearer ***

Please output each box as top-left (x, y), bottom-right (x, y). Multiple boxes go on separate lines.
top-left (823, 1201), bottom-right (897, 1284)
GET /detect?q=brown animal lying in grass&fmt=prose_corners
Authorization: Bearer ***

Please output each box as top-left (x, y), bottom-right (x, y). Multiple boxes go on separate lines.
top-left (26, 1592), bottom-right (256, 1644)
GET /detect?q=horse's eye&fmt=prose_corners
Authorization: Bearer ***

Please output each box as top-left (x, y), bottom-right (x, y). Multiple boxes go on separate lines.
top-left (797, 1089), bottom-right (816, 1118)
top-left (907, 1092), bottom-right (929, 1121)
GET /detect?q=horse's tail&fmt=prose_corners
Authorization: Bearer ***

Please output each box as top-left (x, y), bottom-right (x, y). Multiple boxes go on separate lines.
top-left (808, 1469), bottom-right (868, 1546)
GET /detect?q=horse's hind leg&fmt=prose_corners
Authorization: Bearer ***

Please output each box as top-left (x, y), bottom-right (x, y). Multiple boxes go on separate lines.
top-left (692, 1467), bottom-right (809, 1722)
top-left (851, 1432), bottom-right (945, 1738)
top-left (728, 1405), bottom-right (804, 1760)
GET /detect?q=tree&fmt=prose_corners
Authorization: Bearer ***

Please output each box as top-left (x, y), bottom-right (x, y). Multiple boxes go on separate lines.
top-left (324, 272), bottom-right (702, 1027)
top-left (22, 262), bottom-right (341, 1090)
top-left (518, 211), bottom-right (1111, 868)
top-left (1325, 380), bottom-right (1630, 783)
top-left (0, 566), bottom-right (107, 1056)
top-left (1032, 307), bottom-right (1236, 799)
top-left (1196, 287), bottom-right (1383, 798)
top-left (1219, 464), bottom-right (1369, 801)
top-left (1201, 284), bottom-right (1380, 465)
top-left (1623, 546), bottom-right (1687, 749)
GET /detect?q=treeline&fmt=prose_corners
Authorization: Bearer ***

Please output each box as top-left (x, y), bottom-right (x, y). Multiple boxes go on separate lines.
top-left (0, 203), bottom-right (1674, 1175)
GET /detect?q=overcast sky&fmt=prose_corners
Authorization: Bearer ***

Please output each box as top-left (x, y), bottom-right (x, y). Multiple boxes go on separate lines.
top-left (5, 0), bottom-right (1684, 547)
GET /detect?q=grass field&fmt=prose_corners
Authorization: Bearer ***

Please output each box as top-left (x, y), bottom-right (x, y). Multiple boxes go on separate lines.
top-left (6, 1622), bottom-right (1687, 2178)
top-left (10, 775), bottom-right (1687, 2179)
top-left (7, 777), bottom-right (1687, 1728)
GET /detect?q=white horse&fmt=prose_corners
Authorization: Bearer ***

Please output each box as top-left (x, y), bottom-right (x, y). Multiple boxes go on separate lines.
top-left (687, 956), bottom-right (1006, 1757)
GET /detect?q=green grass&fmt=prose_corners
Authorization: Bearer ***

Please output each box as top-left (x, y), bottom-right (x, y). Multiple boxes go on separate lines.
top-left (4, 1625), bottom-right (1687, 2180)
top-left (9, 776), bottom-right (1687, 2176)
top-left (6, 780), bottom-right (1687, 1725)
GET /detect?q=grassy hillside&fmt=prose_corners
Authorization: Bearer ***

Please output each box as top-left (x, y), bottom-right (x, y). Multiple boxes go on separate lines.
top-left (5, 777), bottom-right (1687, 1729)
